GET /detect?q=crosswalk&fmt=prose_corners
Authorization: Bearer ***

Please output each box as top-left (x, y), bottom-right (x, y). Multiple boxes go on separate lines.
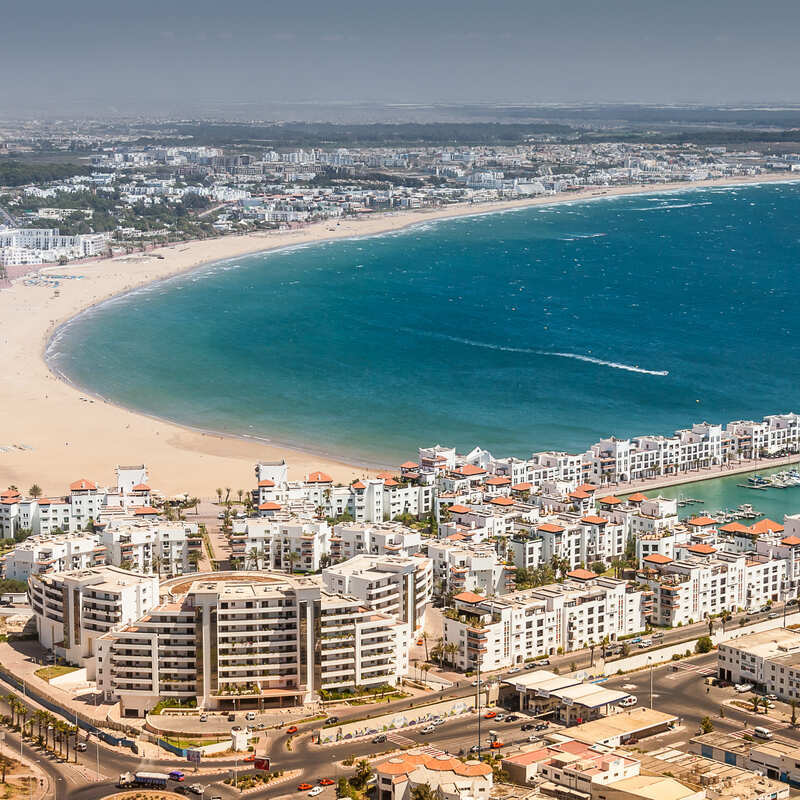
top-left (386, 732), bottom-right (416, 748)
top-left (730, 726), bottom-right (776, 739)
top-left (665, 663), bottom-right (717, 680)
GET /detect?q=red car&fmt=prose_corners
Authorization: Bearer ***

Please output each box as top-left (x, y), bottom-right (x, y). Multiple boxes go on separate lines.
top-left (298, 784), bottom-right (314, 791)
top-left (319, 779), bottom-right (335, 786)
top-left (286, 725), bottom-right (299, 734)
top-left (244, 754), bottom-right (255, 762)
top-left (491, 741), bottom-right (504, 749)
top-left (484, 711), bottom-right (496, 719)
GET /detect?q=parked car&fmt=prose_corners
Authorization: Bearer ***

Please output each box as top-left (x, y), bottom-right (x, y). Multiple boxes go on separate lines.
top-left (286, 725), bottom-right (298, 735)
top-left (637, 639), bottom-right (652, 649)
top-left (521, 724), bottom-right (535, 732)
top-left (189, 785), bottom-right (205, 796)
top-left (169, 771), bottom-right (185, 782)
top-left (308, 787), bottom-right (324, 797)
top-left (200, 714), bottom-right (208, 722)
top-left (735, 683), bottom-right (754, 693)
top-left (652, 632), bottom-right (664, 639)
top-left (246, 711), bottom-right (256, 721)
top-left (484, 711), bottom-right (497, 719)
top-left (505, 715), bottom-right (519, 723)
top-left (490, 741), bottom-right (504, 749)
top-left (228, 713), bottom-right (236, 721)
top-left (528, 735), bottom-right (539, 742)
top-left (372, 735), bottom-right (387, 744)
top-left (538, 659), bottom-right (550, 666)
top-left (534, 723), bottom-right (548, 731)
top-left (507, 667), bottom-right (520, 674)
top-left (320, 779), bottom-right (335, 785)
top-left (75, 742), bottom-right (88, 752)
top-left (420, 725), bottom-right (436, 734)
top-left (766, 694), bottom-right (778, 701)
top-left (325, 716), bottom-right (339, 725)
top-left (297, 784), bottom-right (314, 791)
top-left (619, 696), bottom-right (637, 708)
top-left (494, 714), bottom-right (505, 722)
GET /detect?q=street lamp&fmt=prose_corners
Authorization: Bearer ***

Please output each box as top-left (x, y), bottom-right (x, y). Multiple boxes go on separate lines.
top-left (648, 656), bottom-right (653, 709)
top-left (476, 656), bottom-right (482, 762)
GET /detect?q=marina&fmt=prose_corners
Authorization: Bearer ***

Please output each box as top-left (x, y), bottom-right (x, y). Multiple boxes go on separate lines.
top-left (635, 464), bottom-right (800, 523)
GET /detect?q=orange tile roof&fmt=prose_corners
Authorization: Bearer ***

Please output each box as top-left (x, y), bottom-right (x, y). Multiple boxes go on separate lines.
top-left (627, 492), bottom-right (649, 502)
top-left (687, 516), bottom-right (718, 527)
top-left (258, 502), bottom-right (282, 511)
top-left (132, 506), bottom-right (160, 516)
top-left (538, 522), bottom-right (565, 533)
top-left (566, 568), bottom-right (597, 580)
top-left (686, 543), bottom-right (716, 555)
top-left (258, 479), bottom-right (275, 487)
top-left (719, 522), bottom-right (752, 534)
top-left (751, 518), bottom-right (784, 534)
top-left (581, 515), bottom-right (608, 525)
top-left (306, 471), bottom-right (333, 483)
top-left (376, 752), bottom-right (491, 778)
top-left (485, 476), bottom-right (511, 486)
top-left (448, 504), bottom-right (472, 514)
top-left (489, 496), bottom-right (514, 506)
top-left (383, 478), bottom-right (400, 487)
top-left (351, 481), bottom-right (366, 490)
top-left (511, 482), bottom-right (532, 491)
top-left (643, 553), bottom-right (673, 564)
top-left (455, 464), bottom-right (485, 476)
top-left (570, 489), bottom-right (590, 499)
top-left (598, 495), bottom-right (621, 505)
top-left (400, 461), bottom-right (419, 469)
top-left (131, 484), bottom-right (150, 491)
top-left (453, 591), bottom-right (484, 604)
top-left (376, 471), bottom-right (395, 480)
top-left (781, 535), bottom-right (800, 546)
top-left (70, 478), bottom-right (97, 491)
top-left (577, 483), bottom-right (598, 492)
top-left (0, 490), bottom-right (20, 498)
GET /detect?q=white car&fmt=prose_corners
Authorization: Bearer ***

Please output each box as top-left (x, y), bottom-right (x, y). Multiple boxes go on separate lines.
top-left (507, 667), bottom-right (520, 674)
top-left (619, 696), bottom-right (637, 707)
top-left (735, 683), bottom-right (754, 693)
top-left (420, 725), bottom-right (436, 734)
top-left (308, 787), bottom-right (324, 797)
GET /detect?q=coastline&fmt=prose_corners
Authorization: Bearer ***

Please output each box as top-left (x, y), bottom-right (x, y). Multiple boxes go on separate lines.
top-left (2, 172), bottom-right (797, 497)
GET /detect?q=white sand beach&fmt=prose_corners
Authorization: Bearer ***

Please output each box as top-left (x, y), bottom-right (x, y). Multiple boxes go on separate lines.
top-left (0, 173), bottom-right (795, 498)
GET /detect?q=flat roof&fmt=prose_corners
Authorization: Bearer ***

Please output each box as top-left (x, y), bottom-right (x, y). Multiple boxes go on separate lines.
top-left (505, 670), bottom-right (580, 694)
top-left (605, 775), bottom-right (698, 800)
top-left (569, 708), bottom-right (677, 744)
top-left (720, 627), bottom-right (800, 658)
top-left (550, 683), bottom-right (630, 708)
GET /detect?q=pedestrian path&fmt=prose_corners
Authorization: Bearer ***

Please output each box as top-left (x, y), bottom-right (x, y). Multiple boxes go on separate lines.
top-left (730, 725), bottom-right (777, 739)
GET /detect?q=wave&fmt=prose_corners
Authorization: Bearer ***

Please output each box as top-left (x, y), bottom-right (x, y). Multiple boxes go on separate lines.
top-left (405, 329), bottom-right (669, 375)
top-left (633, 201), bottom-right (713, 211)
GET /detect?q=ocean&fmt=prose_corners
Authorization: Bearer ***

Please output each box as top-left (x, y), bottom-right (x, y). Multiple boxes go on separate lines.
top-left (47, 181), bottom-right (800, 468)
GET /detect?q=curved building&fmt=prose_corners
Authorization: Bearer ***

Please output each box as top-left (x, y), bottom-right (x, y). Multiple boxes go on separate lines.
top-left (96, 571), bottom-right (409, 717)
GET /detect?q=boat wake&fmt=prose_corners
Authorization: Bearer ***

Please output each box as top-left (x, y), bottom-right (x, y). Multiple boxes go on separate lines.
top-left (405, 330), bottom-right (669, 376)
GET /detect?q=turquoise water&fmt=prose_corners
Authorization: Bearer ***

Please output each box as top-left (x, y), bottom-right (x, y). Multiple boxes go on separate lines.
top-left (630, 464), bottom-right (800, 522)
top-left (48, 181), bottom-right (800, 467)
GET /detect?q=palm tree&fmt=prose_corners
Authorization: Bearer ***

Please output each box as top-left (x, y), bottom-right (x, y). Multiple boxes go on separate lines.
top-left (237, 489), bottom-right (244, 504)
top-left (216, 488), bottom-right (222, 504)
top-left (29, 484), bottom-right (42, 498)
top-left (751, 695), bottom-right (760, 714)
top-left (35, 709), bottom-right (47, 746)
top-left (152, 555), bottom-right (163, 579)
top-left (4, 694), bottom-right (16, 728)
top-left (446, 642), bottom-right (459, 667)
top-left (247, 547), bottom-right (260, 570)
top-left (421, 632), bottom-right (430, 662)
top-left (19, 703), bottom-right (28, 739)
top-left (286, 549), bottom-right (297, 574)
top-left (224, 487), bottom-right (231, 505)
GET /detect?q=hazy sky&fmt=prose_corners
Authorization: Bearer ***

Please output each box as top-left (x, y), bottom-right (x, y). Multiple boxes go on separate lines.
top-left (3, 0), bottom-right (800, 115)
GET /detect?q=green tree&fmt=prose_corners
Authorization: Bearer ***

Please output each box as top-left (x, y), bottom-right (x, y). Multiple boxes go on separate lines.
top-left (700, 716), bottom-right (714, 734)
top-left (411, 784), bottom-right (438, 800)
top-left (28, 484), bottom-right (42, 498)
top-left (791, 699), bottom-right (797, 727)
top-left (351, 758), bottom-right (373, 790)
top-left (695, 636), bottom-right (713, 654)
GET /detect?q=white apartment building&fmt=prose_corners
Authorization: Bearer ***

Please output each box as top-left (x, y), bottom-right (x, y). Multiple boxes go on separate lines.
top-left (2, 532), bottom-right (104, 581)
top-left (0, 227), bottom-right (108, 264)
top-left (426, 540), bottom-right (514, 597)
top-left (443, 575), bottom-right (649, 671)
top-left (330, 521), bottom-right (422, 561)
top-left (322, 554), bottom-right (433, 632)
top-left (99, 520), bottom-right (200, 577)
top-left (639, 546), bottom-right (785, 626)
top-left (29, 566), bottom-right (158, 675)
top-left (96, 571), bottom-right (409, 717)
top-left (717, 628), bottom-right (800, 700)
top-left (253, 464), bottom-right (433, 523)
top-left (229, 517), bottom-right (330, 572)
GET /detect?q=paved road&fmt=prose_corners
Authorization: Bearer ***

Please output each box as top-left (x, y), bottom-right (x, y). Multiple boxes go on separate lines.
top-left (603, 652), bottom-right (800, 747)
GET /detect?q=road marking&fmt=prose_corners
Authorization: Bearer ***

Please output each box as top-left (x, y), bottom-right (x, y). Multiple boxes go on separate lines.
top-left (730, 726), bottom-right (776, 739)
top-left (386, 732), bottom-right (416, 747)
